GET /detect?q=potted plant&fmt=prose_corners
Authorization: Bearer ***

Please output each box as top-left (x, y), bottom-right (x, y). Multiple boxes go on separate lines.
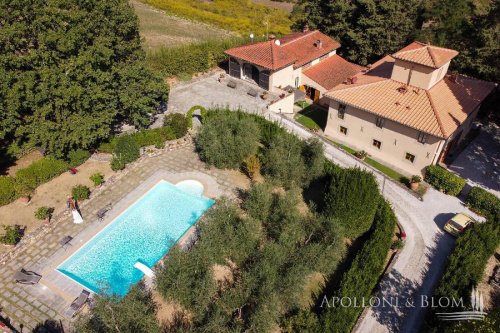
top-left (410, 175), bottom-right (422, 191)
top-left (261, 91), bottom-right (268, 100)
top-left (355, 150), bottom-right (368, 160)
top-left (35, 206), bottom-right (54, 224)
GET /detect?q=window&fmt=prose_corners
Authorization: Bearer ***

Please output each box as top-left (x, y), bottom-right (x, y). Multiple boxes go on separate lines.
top-left (338, 103), bottom-right (346, 119)
top-left (405, 153), bottom-right (416, 163)
top-left (372, 139), bottom-right (382, 149)
top-left (375, 117), bottom-right (385, 128)
top-left (340, 126), bottom-right (348, 135)
top-left (295, 77), bottom-right (299, 88)
top-left (417, 131), bottom-right (428, 144)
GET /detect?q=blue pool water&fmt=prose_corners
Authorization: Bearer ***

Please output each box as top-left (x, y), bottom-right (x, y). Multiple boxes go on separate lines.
top-left (57, 180), bottom-right (214, 296)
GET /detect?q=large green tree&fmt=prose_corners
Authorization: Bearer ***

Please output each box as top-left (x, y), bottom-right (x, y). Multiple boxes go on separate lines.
top-left (292, 0), bottom-right (422, 65)
top-left (419, 0), bottom-right (500, 81)
top-left (0, 0), bottom-right (167, 157)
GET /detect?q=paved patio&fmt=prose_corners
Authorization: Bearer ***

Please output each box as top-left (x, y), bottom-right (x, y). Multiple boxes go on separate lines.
top-left (168, 72), bottom-right (273, 114)
top-left (448, 123), bottom-right (500, 197)
top-left (0, 143), bottom-right (246, 331)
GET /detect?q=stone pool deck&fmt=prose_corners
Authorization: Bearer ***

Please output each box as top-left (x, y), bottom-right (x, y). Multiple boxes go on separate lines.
top-left (0, 143), bottom-right (244, 331)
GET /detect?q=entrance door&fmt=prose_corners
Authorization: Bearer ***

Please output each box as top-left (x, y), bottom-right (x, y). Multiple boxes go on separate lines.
top-left (305, 86), bottom-right (319, 103)
top-left (229, 58), bottom-right (241, 78)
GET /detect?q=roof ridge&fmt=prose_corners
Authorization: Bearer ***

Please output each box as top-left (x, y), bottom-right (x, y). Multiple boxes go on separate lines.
top-left (425, 90), bottom-right (446, 137)
top-left (281, 30), bottom-right (319, 45)
top-left (394, 45), bottom-right (426, 56)
top-left (427, 47), bottom-right (439, 67)
top-left (328, 78), bottom-right (389, 93)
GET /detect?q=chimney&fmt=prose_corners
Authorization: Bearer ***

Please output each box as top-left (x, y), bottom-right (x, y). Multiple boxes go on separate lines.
top-left (315, 39), bottom-right (322, 48)
top-left (303, 25), bottom-right (309, 33)
top-left (269, 34), bottom-right (276, 41)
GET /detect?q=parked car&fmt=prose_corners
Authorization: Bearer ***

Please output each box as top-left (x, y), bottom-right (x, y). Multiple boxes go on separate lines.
top-left (443, 213), bottom-right (475, 237)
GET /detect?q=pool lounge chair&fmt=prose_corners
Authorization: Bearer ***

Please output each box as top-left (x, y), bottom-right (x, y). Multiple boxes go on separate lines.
top-left (14, 269), bottom-right (42, 285)
top-left (97, 203), bottom-right (112, 221)
top-left (66, 290), bottom-right (90, 317)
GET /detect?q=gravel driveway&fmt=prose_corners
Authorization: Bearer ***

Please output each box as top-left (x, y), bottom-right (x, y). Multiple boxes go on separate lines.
top-left (448, 123), bottom-right (500, 197)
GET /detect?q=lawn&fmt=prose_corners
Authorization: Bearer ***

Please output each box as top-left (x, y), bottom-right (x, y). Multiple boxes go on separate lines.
top-left (131, 0), bottom-right (232, 50)
top-left (141, 0), bottom-right (291, 35)
top-left (294, 103), bottom-right (328, 131)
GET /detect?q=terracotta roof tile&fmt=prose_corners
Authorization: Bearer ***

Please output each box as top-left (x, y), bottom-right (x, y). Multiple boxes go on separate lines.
top-left (224, 30), bottom-right (340, 71)
top-left (303, 55), bottom-right (365, 90)
top-left (326, 53), bottom-right (496, 138)
top-left (224, 40), bottom-right (295, 70)
top-left (392, 41), bottom-right (459, 68)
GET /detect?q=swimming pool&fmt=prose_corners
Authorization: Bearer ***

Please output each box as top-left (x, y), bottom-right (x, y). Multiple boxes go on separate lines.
top-left (57, 180), bottom-right (214, 296)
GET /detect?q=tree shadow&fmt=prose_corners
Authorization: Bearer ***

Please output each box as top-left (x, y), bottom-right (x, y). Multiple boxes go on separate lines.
top-left (32, 320), bottom-right (65, 333)
top-left (370, 268), bottom-right (419, 332)
top-left (0, 309), bottom-right (19, 333)
top-left (371, 231), bottom-right (455, 333)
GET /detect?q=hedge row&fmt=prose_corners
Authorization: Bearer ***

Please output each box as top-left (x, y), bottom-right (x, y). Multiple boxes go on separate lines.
top-left (424, 165), bottom-right (465, 196)
top-left (146, 37), bottom-right (251, 78)
top-left (466, 186), bottom-right (500, 219)
top-left (0, 157), bottom-right (69, 206)
top-left (424, 218), bottom-right (499, 332)
top-left (98, 128), bottom-right (175, 153)
top-left (319, 199), bottom-right (397, 333)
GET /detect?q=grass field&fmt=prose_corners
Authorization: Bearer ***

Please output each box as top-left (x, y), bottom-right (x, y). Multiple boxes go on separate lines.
top-left (131, 0), bottom-right (232, 50)
top-left (141, 0), bottom-right (291, 36)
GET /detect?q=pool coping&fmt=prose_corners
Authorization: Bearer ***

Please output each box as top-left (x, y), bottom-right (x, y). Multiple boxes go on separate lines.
top-left (36, 170), bottom-right (222, 313)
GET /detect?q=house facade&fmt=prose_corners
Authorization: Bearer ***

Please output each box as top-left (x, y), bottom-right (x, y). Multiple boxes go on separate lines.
top-left (324, 42), bottom-right (496, 175)
top-left (224, 28), bottom-right (361, 113)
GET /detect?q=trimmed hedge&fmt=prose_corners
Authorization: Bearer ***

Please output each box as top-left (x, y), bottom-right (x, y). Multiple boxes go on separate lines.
top-left (319, 199), bottom-right (396, 333)
top-left (466, 186), bottom-right (500, 219)
top-left (323, 167), bottom-right (381, 238)
top-left (424, 219), bottom-right (499, 332)
top-left (98, 127), bottom-right (179, 154)
top-left (0, 176), bottom-right (17, 206)
top-left (186, 105), bottom-right (207, 128)
top-left (15, 157), bottom-right (69, 191)
top-left (67, 149), bottom-right (90, 168)
top-left (424, 165), bottom-right (465, 196)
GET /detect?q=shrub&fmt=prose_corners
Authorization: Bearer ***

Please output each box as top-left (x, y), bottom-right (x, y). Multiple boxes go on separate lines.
top-left (424, 165), bottom-right (465, 196)
top-left (131, 127), bottom-right (176, 148)
top-left (15, 157), bottom-right (69, 191)
top-left (242, 155), bottom-right (261, 179)
top-left (97, 139), bottom-right (117, 154)
top-left (113, 135), bottom-right (140, 166)
top-left (163, 113), bottom-right (189, 138)
top-left (35, 206), bottom-right (54, 220)
top-left (466, 186), bottom-right (500, 219)
top-left (0, 225), bottom-right (23, 245)
top-left (196, 110), bottom-right (260, 168)
top-left (90, 173), bottom-right (105, 186)
top-left (67, 149), bottom-right (90, 167)
top-left (72, 185), bottom-right (90, 201)
top-left (323, 167), bottom-right (381, 238)
top-left (411, 175), bottom-right (422, 183)
top-left (320, 200), bottom-right (396, 333)
top-left (243, 183), bottom-right (274, 221)
top-left (110, 157), bottom-right (126, 171)
top-left (0, 176), bottom-right (17, 206)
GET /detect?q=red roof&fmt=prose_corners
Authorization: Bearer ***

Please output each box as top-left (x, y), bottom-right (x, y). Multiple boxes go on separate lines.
top-left (303, 55), bottom-right (365, 90)
top-left (392, 41), bottom-right (459, 69)
top-left (224, 30), bottom-right (340, 71)
top-left (326, 49), bottom-right (496, 138)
